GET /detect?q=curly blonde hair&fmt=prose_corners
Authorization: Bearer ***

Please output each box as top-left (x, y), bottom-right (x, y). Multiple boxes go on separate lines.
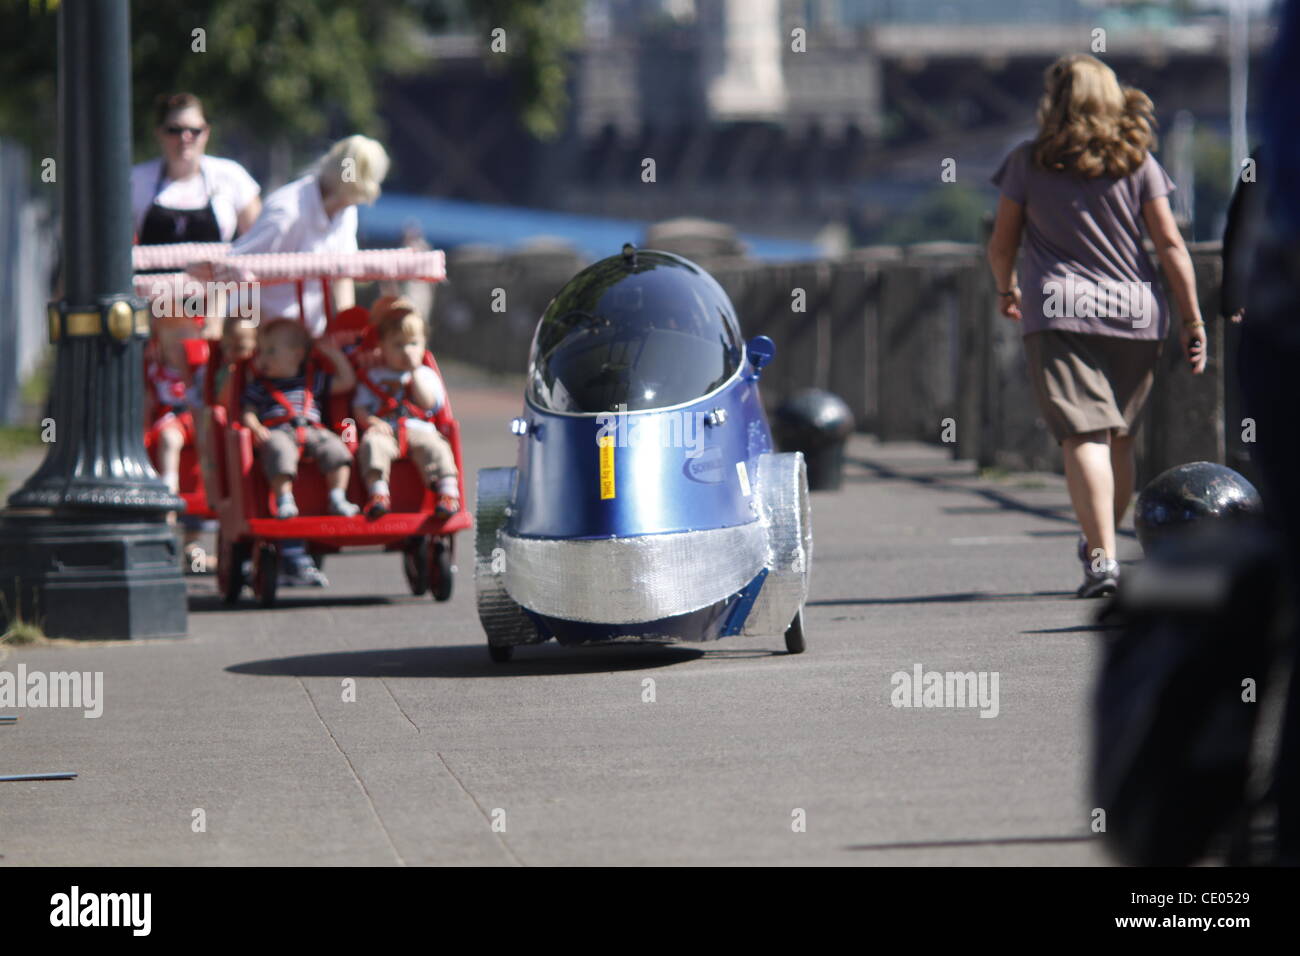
top-left (316, 135), bottom-right (390, 206)
top-left (1033, 55), bottom-right (1156, 178)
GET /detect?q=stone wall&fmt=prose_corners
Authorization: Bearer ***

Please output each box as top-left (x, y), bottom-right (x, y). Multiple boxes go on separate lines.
top-left (429, 241), bottom-right (1238, 484)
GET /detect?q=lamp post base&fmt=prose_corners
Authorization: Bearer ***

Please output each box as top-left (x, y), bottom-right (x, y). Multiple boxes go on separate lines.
top-left (0, 512), bottom-right (188, 640)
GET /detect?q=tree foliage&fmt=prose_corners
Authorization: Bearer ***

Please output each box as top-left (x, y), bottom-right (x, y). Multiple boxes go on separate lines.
top-left (0, 0), bottom-right (582, 164)
top-left (876, 183), bottom-right (989, 246)
top-left (474, 0), bottom-right (584, 139)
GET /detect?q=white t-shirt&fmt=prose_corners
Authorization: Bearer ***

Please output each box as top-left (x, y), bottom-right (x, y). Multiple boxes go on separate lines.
top-left (230, 174), bottom-right (359, 335)
top-left (131, 156), bottom-right (260, 242)
top-left (355, 365), bottom-right (445, 433)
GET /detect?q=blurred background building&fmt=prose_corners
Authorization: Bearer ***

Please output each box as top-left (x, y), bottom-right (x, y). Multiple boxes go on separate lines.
top-left (370, 0), bottom-right (1277, 255)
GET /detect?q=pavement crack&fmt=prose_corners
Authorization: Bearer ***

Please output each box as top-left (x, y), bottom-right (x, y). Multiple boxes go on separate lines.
top-left (436, 751), bottom-right (526, 866)
top-left (298, 677), bottom-right (407, 866)
top-left (380, 678), bottom-right (421, 733)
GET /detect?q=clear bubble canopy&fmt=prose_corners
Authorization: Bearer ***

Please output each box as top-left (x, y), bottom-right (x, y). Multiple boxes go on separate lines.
top-left (527, 249), bottom-right (744, 413)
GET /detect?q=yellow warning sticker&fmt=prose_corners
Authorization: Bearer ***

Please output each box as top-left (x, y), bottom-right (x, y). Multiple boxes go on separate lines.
top-left (598, 434), bottom-right (616, 499)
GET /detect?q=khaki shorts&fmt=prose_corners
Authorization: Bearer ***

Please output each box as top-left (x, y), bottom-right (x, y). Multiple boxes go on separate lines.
top-left (1023, 330), bottom-right (1162, 442)
top-left (259, 424), bottom-right (353, 479)
top-left (358, 424), bottom-right (457, 486)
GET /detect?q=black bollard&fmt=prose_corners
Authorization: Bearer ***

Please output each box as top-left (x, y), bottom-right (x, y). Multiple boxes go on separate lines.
top-left (772, 389), bottom-right (855, 491)
top-left (1134, 461), bottom-right (1263, 555)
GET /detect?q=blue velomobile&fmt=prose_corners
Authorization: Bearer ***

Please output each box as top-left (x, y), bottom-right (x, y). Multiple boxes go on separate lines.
top-left (475, 246), bottom-right (811, 662)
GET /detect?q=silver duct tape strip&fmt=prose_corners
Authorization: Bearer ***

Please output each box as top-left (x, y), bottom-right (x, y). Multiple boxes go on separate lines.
top-left (500, 521), bottom-right (769, 624)
top-left (742, 452), bottom-right (812, 636)
top-left (475, 468), bottom-right (543, 646)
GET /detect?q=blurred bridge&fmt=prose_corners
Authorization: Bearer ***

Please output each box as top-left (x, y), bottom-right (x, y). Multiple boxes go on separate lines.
top-left (382, 1), bottom-right (1276, 247)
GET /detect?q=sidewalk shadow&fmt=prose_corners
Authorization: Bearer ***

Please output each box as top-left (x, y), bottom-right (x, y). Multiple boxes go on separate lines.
top-left (1024, 528), bottom-right (1137, 540)
top-left (188, 593), bottom-right (406, 613)
top-left (227, 642), bottom-right (716, 679)
top-left (844, 833), bottom-right (1098, 852)
top-left (845, 456), bottom-right (1078, 526)
top-left (1022, 623), bottom-right (1118, 634)
top-left (810, 590), bottom-right (1073, 607)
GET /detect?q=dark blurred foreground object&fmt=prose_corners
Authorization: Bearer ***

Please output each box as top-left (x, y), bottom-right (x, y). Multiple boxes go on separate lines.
top-left (772, 389), bottom-right (854, 491)
top-left (1221, 148), bottom-right (1264, 322)
top-left (0, 0), bottom-right (186, 640)
top-left (1218, 0), bottom-right (1300, 867)
top-left (1134, 461), bottom-right (1263, 554)
top-left (1093, 523), bottom-right (1288, 865)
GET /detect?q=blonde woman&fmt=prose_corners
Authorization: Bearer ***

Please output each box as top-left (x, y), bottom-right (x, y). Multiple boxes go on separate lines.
top-left (229, 135), bottom-right (389, 588)
top-left (987, 54), bottom-right (1207, 598)
top-left (232, 134), bottom-right (391, 334)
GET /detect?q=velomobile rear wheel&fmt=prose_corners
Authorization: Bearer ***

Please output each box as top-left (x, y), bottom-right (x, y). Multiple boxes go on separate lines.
top-left (784, 608), bottom-right (806, 654)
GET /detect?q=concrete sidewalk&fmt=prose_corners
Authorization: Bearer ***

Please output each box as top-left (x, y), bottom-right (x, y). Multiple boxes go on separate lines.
top-left (0, 370), bottom-right (1124, 865)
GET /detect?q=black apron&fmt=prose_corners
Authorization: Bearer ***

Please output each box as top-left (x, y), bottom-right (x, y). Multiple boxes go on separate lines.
top-left (139, 162), bottom-right (222, 245)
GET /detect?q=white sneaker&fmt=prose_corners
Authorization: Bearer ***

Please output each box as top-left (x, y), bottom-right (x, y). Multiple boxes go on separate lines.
top-left (280, 564), bottom-right (329, 588)
top-left (327, 493), bottom-right (360, 517)
top-left (1077, 557), bottom-right (1120, 599)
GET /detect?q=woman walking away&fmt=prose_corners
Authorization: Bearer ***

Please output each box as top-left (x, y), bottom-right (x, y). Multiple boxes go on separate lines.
top-left (986, 54), bottom-right (1207, 598)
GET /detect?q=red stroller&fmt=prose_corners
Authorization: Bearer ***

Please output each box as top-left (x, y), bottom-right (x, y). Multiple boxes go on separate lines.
top-left (133, 245), bottom-right (233, 526)
top-left (188, 248), bottom-right (470, 607)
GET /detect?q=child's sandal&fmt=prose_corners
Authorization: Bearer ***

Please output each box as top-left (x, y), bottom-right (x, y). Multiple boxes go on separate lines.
top-left (365, 492), bottom-right (391, 520)
top-left (435, 493), bottom-right (460, 519)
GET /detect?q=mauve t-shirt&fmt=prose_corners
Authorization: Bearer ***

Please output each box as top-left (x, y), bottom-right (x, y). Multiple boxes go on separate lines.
top-left (991, 141), bottom-right (1175, 341)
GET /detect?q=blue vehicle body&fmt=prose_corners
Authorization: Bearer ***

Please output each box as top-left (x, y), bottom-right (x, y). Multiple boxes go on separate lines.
top-left (474, 248), bottom-right (811, 659)
top-left (512, 365), bottom-right (770, 539)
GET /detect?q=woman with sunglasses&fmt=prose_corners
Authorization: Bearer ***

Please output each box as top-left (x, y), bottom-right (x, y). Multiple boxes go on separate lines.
top-left (132, 93), bottom-right (260, 575)
top-left (131, 93), bottom-right (261, 247)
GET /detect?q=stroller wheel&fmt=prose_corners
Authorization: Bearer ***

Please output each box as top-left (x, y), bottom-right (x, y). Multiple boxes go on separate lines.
top-left (431, 537), bottom-right (454, 602)
top-left (784, 608), bottom-right (806, 655)
top-left (254, 544), bottom-right (279, 609)
top-left (219, 538), bottom-right (250, 606)
top-left (404, 538), bottom-right (428, 596)
top-left (488, 643), bottom-right (513, 663)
